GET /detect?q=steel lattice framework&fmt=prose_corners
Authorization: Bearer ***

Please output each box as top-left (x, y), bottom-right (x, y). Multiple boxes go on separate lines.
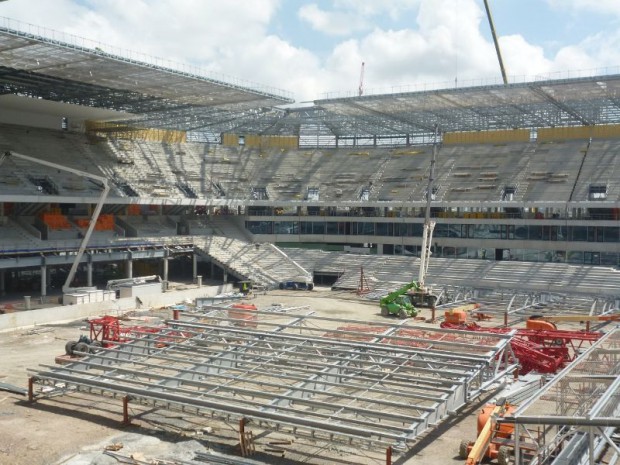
top-left (28, 309), bottom-right (517, 449)
top-left (503, 327), bottom-right (620, 465)
top-left (4, 21), bottom-right (620, 139)
top-left (0, 20), bottom-right (293, 132)
top-left (313, 76), bottom-right (620, 139)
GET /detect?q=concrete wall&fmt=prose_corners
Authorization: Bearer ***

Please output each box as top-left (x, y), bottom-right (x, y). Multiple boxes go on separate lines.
top-left (0, 107), bottom-right (71, 131)
top-left (119, 282), bottom-right (162, 299)
top-left (0, 283), bottom-right (233, 333)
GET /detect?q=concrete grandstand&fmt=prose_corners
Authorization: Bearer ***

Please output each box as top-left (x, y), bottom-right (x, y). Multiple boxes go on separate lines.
top-left (1, 19), bottom-right (620, 465)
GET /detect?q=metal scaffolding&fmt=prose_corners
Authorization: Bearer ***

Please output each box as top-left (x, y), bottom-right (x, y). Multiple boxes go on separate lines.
top-left (4, 23), bottom-right (620, 139)
top-left (28, 309), bottom-right (517, 450)
top-left (0, 22), bottom-right (292, 123)
top-left (501, 326), bottom-right (620, 465)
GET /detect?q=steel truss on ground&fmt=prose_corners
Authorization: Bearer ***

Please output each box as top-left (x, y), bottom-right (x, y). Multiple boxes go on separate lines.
top-left (501, 327), bottom-right (620, 465)
top-left (28, 309), bottom-right (517, 450)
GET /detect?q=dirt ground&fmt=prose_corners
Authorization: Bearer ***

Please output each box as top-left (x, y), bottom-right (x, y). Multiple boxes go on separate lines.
top-left (0, 287), bottom-right (495, 465)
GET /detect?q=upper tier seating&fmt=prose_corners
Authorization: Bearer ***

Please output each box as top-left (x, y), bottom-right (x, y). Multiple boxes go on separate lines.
top-left (2, 122), bottom-right (620, 203)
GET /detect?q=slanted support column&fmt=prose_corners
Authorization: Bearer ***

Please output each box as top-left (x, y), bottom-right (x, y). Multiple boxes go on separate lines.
top-left (223, 271), bottom-right (228, 283)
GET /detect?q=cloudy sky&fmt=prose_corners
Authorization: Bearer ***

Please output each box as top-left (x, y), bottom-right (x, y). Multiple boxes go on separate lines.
top-left (2, 0), bottom-right (620, 103)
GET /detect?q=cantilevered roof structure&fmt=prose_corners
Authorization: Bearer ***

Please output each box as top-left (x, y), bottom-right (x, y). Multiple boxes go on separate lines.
top-left (0, 18), bottom-right (293, 132)
top-left (28, 309), bottom-right (517, 450)
top-left (311, 75), bottom-right (620, 138)
top-left (5, 18), bottom-right (620, 139)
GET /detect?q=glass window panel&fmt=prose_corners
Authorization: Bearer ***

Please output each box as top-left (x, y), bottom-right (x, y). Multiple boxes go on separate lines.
top-left (528, 226), bottom-right (543, 240)
top-left (312, 222), bottom-right (325, 234)
top-left (603, 227), bottom-right (619, 243)
top-left (376, 223), bottom-right (388, 236)
top-left (601, 253), bottom-right (618, 266)
top-left (567, 251), bottom-right (583, 264)
top-left (570, 226), bottom-right (587, 241)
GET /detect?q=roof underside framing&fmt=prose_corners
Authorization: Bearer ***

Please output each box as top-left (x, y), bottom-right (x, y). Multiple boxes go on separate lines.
top-left (5, 22), bottom-right (620, 138)
top-left (313, 75), bottom-right (620, 140)
top-left (29, 309), bottom-right (517, 450)
top-left (0, 24), bottom-right (292, 127)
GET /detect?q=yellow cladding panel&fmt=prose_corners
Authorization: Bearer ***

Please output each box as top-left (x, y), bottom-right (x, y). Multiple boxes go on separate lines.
top-left (538, 126), bottom-right (589, 141)
top-left (443, 129), bottom-right (529, 145)
top-left (86, 121), bottom-right (186, 142)
top-left (222, 133), bottom-right (238, 146)
top-left (538, 124), bottom-right (620, 141)
top-left (592, 124), bottom-right (620, 138)
top-left (222, 134), bottom-right (299, 148)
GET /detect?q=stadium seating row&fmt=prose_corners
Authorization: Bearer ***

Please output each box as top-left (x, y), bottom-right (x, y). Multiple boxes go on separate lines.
top-left (2, 122), bottom-right (620, 204)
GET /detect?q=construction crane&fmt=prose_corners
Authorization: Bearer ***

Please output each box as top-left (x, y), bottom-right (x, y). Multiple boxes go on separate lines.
top-left (483, 0), bottom-right (508, 85)
top-left (0, 150), bottom-right (110, 293)
top-left (408, 125), bottom-right (439, 309)
top-left (358, 61), bottom-right (365, 96)
top-left (380, 126), bottom-right (439, 318)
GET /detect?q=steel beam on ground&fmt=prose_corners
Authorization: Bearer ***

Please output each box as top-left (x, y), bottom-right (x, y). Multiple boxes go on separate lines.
top-left (28, 311), bottom-right (516, 450)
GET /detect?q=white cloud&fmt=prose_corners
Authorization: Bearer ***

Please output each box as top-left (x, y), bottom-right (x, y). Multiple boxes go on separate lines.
top-left (332, 0), bottom-right (422, 21)
top-left (298, 3), bottom-right (369, 36)
top-left (320, 0), bottom-right (500, 94)
top-left (499, 35), bottom-right (552, 79)
top-left (1, 0), bottom-right (619, 103)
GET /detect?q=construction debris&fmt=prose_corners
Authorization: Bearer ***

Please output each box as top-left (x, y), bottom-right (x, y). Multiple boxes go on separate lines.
top-left (0, 382), bottom-right (27, 396)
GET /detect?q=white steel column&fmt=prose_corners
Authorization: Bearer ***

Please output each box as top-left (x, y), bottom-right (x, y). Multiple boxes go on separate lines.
top-left (40, 264), bottom-right (47, 297)
top-left (87, 257), bottom-right (93, 287)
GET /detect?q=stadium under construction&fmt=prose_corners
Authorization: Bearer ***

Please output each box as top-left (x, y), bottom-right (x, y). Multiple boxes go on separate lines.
top-left (0, 18), bottom-right (619, 465)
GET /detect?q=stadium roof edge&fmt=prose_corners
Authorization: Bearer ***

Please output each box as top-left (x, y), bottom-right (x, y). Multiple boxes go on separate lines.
top-left (0, 17), bottom-right (294, 113)
top-left (0, 16), bottom-right (294, 104)
top-left (4, 16), bottom-right (620, 138)
top-left (313, 72), bottom-right (620, 105)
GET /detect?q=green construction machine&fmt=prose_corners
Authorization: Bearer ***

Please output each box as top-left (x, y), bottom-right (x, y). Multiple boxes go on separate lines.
top-left (380, 282), bottom-right (420, 318)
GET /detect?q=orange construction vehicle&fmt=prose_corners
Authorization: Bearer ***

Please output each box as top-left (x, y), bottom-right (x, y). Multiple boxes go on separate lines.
top-left (459, 398), bottom-right (516, 465)
top-left (443, 303), bottom-right (484, 326)
top-left (527, 313), bottom-right (620, 331)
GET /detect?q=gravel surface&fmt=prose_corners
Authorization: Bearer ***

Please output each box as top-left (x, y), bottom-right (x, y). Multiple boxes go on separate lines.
top-left (0, 287), bottom-right (488, 465)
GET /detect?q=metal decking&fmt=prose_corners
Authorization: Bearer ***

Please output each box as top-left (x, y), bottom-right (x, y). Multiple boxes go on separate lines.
top-left (28, 308), bottom-right (517, 449)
